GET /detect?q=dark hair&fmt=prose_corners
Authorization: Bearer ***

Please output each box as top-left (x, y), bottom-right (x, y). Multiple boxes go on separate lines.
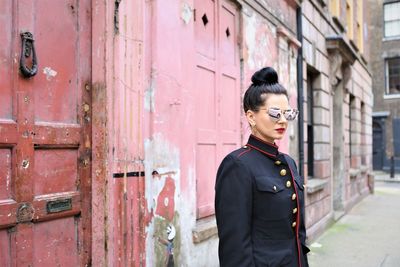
top-left (243, 67), bottom-right (288, 112)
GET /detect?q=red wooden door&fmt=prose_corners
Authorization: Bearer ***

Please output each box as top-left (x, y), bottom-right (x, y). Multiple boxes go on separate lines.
top-left (0, 1), bottom-right (91, 266)
top-left (194, 0), bottom-right (240, 218)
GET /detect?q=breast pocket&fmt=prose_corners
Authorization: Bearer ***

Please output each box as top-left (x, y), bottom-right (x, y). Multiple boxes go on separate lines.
top-left (294, 176), bottom-right (305, 201)
top-left (254, 175), bottom-right (284, 193)
top-left (253, 176), bottom-right (290, 220)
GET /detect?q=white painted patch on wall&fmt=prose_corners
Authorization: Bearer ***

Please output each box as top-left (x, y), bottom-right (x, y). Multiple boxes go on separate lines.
top-left (144, 78), bottom-right (156, 112)
top-left (245, 12), bottom-right (257, 69)
top-left (244, 8), bottom-right (277, 70)
top-left (43, 67), bottom-right (58, 81)
top-left (144, 133), bottom-right (181, 265)
top-left (181, 2), bottom-right (193, 24)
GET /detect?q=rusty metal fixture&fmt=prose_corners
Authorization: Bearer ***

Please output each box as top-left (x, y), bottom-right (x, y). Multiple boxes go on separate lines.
top-left (21, 159), bottom-right (30, 169)
top-left (83, 103), bottom-right (90, 112)
top-left (17, 203), bottom-right (34, 223)
top-left (19, 32), bottom-right (38, 78)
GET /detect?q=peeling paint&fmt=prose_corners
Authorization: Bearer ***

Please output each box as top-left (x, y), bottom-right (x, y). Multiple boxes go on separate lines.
top-left (155, 176), bottom-right (175, 221)
top-left (144, 133), bottom-right (181, 265)
top-left (144, 77), bottom-right (156, 112)
top-left (43, 67), bottom-right (58, 81)
top-left (181, 2), bottom-right (192, 24)
top-left (244, 10), bottom-right (277, 70)
top-left (153, 215), bottom-right (181, 267)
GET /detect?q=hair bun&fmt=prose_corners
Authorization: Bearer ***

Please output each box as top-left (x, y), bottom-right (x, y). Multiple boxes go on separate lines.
top-left (251, 67), bottom-right (279, 86)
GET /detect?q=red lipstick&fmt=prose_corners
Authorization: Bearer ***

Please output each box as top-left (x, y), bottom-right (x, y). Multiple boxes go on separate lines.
top-left (275, 128), bottom-right (286, 134)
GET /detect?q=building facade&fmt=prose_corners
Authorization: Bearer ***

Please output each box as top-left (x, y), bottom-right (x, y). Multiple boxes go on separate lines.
top-left (301, 0), bottom-right (373, 240)
top-left (0, 0), bottom-right (373, 266)
top-left (368, 0), bottom-right (400, 173)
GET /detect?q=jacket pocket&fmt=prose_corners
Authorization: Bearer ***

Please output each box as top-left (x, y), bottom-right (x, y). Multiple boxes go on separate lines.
top-left (294, 176), bottom-right (304, 190)
top-left (254, 176), bottom-right (284, 193)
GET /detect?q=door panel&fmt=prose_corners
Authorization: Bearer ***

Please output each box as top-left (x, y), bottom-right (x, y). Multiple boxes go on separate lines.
top-left (33, 149), bottom-right (78, 195)
top-left (33, 218), bottom-right (79, 266)
top-left (0, 230), bottom-right (12, 266)
top-left (195, 0), bottom-right (216, 60)
top-left (373, 121), bottom-right (383, 170)
top-left (0, 1), bottom-right (91, 266)
top-left (194, 0), bottom-right (240, 218)
top-left (33, 0), bottom-right (79, 124)
top-left (0, 1), bottom-right (13, 120)
top-left (0, 149), bottom-right (12, 200)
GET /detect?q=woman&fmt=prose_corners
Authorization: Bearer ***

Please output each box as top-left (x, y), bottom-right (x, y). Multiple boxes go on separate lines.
top-left (215, 67), bottom-right (309, 267)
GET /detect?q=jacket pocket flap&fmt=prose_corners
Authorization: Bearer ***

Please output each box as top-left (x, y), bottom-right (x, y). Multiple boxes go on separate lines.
top-left (254, 176), bottom-right (284, 193)
top-left (294, 176), bottom-right (304, 190)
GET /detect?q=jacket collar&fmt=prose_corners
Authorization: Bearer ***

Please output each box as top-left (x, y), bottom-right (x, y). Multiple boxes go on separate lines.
top-left (246, 134), bottom-right (279, 158)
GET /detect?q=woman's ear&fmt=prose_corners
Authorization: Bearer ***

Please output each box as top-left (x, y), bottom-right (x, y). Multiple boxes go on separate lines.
top-left (246, 110), bottom-right (256, 127)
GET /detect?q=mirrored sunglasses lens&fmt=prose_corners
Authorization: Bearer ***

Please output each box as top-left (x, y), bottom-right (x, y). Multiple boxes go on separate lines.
top-left (284, 109), bottom-right (298, 121)
top-left (268, 109), bottom-right (281, 120)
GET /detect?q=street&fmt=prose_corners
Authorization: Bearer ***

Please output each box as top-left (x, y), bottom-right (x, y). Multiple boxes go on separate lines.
top-left (308, 181), bottom-right (400, 267)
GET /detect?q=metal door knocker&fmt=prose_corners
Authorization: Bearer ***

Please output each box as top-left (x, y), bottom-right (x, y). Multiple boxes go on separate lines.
top-left (20, 32), bottom-right (38, 78)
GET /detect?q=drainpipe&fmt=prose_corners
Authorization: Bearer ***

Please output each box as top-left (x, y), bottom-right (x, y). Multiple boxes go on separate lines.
top-left (296, 5), bottom-right (304, 178)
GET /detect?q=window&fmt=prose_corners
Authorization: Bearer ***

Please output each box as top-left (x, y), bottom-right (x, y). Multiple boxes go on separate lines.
top-left (349, 95), bottom-right (356, 167)
top-left (307, 73), bottom-right (314, 177)
top-left (356, 0), bottom-right (363, 52)
top-left (385, 57), bottom-right (400, 95)
top-left (346, 0), bottom-right (354, 40)
top-left (384, 1), bottom-right (400, 38)
top-left (360, 102), bottom-right (366, 165)
top-left (330, 0), bottom-right (340, 18)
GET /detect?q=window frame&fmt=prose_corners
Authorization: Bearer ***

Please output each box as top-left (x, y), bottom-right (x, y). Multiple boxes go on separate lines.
top-left (385, 57), bottom-right (400, 97)
top-left (306, 72), bottom-right (315, 178)
top-left (383, 1), bottom-right (400, 38)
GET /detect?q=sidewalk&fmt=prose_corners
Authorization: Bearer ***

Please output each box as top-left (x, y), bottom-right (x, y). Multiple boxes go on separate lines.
top-left (373, 170), bottom-right (400, 183)
top-left (308, 179), bottom-right (400, 267)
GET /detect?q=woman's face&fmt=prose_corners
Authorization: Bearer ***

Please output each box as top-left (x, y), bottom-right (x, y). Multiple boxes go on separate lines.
top-left (246, 93), bottom-right (290, 143)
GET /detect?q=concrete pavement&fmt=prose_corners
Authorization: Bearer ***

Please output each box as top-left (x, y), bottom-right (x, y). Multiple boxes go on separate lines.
top-left (308, 178), bottom-right (400, 267)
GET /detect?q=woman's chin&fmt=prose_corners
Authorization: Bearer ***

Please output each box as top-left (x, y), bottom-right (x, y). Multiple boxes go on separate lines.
top-left (274, 134), bottom-right (285, 140)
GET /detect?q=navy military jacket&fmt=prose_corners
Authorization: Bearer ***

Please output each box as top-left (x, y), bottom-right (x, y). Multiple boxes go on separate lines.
top-left (215, 135), bottom-right (310, 267)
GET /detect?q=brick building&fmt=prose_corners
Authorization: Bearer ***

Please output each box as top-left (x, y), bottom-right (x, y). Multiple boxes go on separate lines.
top-left (368, 0), bottom-right (400, 172)
top-left (300, 0), bottom-right (373, 240)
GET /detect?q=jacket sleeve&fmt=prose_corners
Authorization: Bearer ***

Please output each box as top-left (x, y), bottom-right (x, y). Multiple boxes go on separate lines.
top-left (215, 155), bottom-right (255, 267)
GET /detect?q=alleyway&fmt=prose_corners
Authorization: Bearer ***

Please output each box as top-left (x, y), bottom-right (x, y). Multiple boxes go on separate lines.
top-left (308, 179), bottom-right (400, 267)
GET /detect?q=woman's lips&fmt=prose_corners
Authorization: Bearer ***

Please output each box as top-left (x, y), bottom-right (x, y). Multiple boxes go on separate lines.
top-left (275, 128), bottom-right (286, 133)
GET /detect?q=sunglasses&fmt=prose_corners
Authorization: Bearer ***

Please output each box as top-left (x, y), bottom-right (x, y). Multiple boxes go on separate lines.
top-left (259, 108), bottom-right (299, 121)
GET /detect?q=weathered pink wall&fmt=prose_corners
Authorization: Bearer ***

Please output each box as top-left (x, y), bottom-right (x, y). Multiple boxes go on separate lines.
top-left (91, 0), bottom-right (300, 266)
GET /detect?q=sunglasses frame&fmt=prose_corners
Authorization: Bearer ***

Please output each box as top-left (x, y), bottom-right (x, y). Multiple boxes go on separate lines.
top-left (259, 108), bottom-right (299, 121)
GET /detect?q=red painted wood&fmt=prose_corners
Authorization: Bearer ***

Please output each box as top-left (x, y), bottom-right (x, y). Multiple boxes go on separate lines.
top-left (194, 0), bottom-right (240, 218)
top-left (0, 1), bottom-right (91, 266)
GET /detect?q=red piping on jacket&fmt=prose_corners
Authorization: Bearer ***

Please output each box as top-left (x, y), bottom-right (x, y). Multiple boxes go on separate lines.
top-left (250, 134), bottom-right (279, 148)
top-left (287, 164), bottom-right (302, 267)
top-left (238, 147), bottom-right (252, 158)
top-left (246, 144), bottom-right (277, 158)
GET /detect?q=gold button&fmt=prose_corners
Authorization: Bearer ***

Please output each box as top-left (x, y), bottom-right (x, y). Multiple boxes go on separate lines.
top-left (293, 208), bottom-right (298, 214)
top-left (286, 181), bottom-right (291, 188)
top-left (280, 169), bottom-right (287, 176)
top-left (273, 185), bottom-right (277, 191)
top-left (291, 193), bottom-right (296, 200)
top-left (275, 160), bottom-right (281, 165)
top-left (292, 221), bottom-right (297, 228)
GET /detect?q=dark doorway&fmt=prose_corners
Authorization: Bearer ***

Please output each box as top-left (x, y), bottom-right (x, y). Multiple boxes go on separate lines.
top-left (373, 120), bottom-right (384, 170)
